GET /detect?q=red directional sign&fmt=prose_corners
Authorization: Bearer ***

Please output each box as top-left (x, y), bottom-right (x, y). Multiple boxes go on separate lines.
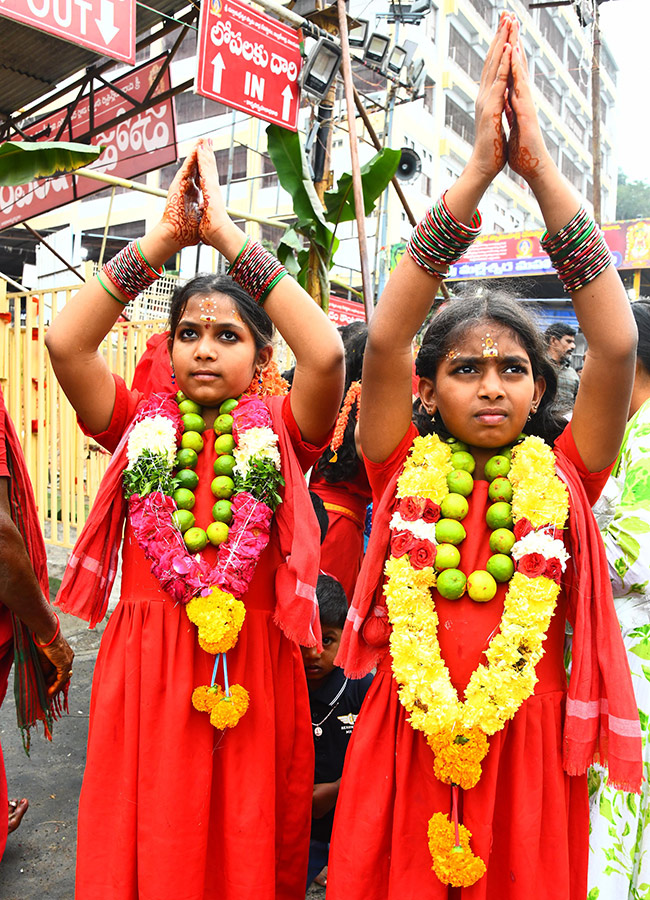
top-left (0, 0), bottom-right (135, 64)
top-left (196, 0), bottom-right (302, 131)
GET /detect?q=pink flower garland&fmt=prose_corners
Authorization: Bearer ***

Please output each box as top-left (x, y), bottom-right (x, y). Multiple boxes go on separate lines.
top-left (127, 395), bottom-right (278, 605)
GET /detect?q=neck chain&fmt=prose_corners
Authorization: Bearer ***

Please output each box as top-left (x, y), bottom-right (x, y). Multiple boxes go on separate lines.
top-left (311, 676), bottom-right (349, 738)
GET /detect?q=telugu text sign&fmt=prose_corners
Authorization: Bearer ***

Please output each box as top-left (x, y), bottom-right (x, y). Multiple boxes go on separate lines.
top-left (196, 0), bottom-right (302, 131)
top-left (0, 56), bottom-right (177, 230)
top-left (0, 0), bottom-right (135, 63)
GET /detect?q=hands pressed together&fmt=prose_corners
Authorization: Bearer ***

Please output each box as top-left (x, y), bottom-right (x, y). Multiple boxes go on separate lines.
top-left (472, 12), bottom-right (552, 185)
top-left (160, 138), bottom-right (234, 254)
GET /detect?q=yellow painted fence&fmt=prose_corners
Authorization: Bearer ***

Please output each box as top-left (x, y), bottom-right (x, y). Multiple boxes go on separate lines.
top-left (0, 275), bottom-right (166, 548)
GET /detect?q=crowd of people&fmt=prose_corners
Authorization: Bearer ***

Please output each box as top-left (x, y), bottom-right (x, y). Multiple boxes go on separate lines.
top-left (0, 9), bottom-right (647, 899)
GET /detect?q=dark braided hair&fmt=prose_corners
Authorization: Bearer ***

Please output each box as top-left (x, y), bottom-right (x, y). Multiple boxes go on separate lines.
top-left (632, 300), bottom-right (650, 375)
top-left (316, 323), bottom-right (368, 483)
top-left (413, 293), bottom-right (566, 445)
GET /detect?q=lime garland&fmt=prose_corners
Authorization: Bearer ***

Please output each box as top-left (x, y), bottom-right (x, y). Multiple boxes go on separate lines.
top-left (384, 433), bottom-right (570, 887)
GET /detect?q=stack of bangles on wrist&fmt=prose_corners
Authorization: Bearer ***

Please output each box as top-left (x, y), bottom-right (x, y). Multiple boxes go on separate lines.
top-left (541, 207), bottom-right (612, 293)
top-left (98, 240), bottom-right (164, 305)
top-left (407, 192), bottom-right (482, 278)
top-left (228, 237), bottom-right (288, 306)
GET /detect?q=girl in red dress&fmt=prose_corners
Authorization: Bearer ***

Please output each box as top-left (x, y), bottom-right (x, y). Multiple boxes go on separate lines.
top-left (328, 14), bottom-right (641, 899)
top-left (46, 141), bottom-right (344, 899)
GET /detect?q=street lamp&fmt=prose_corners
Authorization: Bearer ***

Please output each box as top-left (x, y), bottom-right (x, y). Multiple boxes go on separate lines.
top-left (348, 18), bottom-right (369, 48)
top-left (387, 44), bottom-right (407, 75)
top-left (364, 32), bottom-right (391, 68)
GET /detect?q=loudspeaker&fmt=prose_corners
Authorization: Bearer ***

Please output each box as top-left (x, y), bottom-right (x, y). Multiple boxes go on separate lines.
top-left (395, 148), bottom-right (422, 182)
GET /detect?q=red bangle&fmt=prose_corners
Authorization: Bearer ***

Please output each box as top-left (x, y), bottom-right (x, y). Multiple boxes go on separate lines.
top-left (34, 613), bottom-right (60, 648)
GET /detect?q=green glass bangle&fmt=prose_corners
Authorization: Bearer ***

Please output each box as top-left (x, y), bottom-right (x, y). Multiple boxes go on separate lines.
top-left (97, 272), bottom-right (129, 306)
top-left (228, 236), bottom-right (251, 274)
top-left (135, 240), bottom-right (165, 277)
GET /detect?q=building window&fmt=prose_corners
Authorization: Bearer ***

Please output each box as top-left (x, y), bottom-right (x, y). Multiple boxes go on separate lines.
top-left (466, 0), bottom-right (494, 26)
top-left (215, 145), bottom-right (248, 182)
top-left (260, 153), bottom-right (278, 189)
top-left (175, 91), bottom-right (229, 124)
top-left (448, 25), bottom-right (484, 83)
top-left (421, 173), bottom-right (432, 197)
top-left (565, 107), bottom-right (585, 144)
top-left (561, 154), bottom-right (582, 191)
top-left (539, 8), bottom-right (564, 60)
top-left (445, 96), bottom-right (476, 145)
top-left (533, 69), bottom-right (561, 113)
top-left (423, 77), bottom-right (435, 116)
top-left (425, 4), bottom-right (438, 42)
top-left (163, 27), bottom-right (197, 62)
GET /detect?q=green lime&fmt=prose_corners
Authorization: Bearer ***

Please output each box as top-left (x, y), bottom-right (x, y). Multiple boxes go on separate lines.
top-left (434, 543), bottom-right (461, 570)
top-left (176, 391), bottom-right (187, 403)
top-left (184, 527), bottom-right (208, 553)
top-left (211, 475), bottom-right (235, 499)
top-left (175, 448), bottom-right (198, 469)
top-left (436, 568), bottom-right (467, 600)
top-left (467, 569), bottom-right (497, 602)
top-left (489, 527), bottom-right (516, 554)
top-left (212, 499), bottom-right (233, 524)
top-left (484, 454), bottom-right (511, 481)
top-left (214, 434), bottom-right (236, 455)
top-left (182, 413), bottom-right (206, 434)
top-left (450, 450), bottom-right (475, 474)
top-left (213, 454), bottom-right (236, 477)
top-left (181, 431), bottom-right (204, 453)
top-left (176, 468), bottom-right (199, 491)
top-left (486, 553), bottom-right (515, 583)
top-left (219, 398), bottom-right (239, 415)
top-left (502, 447), bottom-right (513, 460)
top-left (446, 439), bottom-right (468, 453)
top-left (488, 476), bottom-right (513, 503)
top-left (435, 518), bottom-right (467, 546)
top-left (172, 509), bottom-right (195, 534)
top-left (214, 413), bottom-right (234, 435)
top-left (178, 399), bottom-right (202, 416)
top-left (173, 488), bottom-right (196, 510)
top-left (440, 493), bottom-right (469, 521)
top-left (447, 469), bottom-right (474, 497)
top-left (485, 501), bottom-right (513, 530)
top-left (207, 521), bottom-right (230, 545)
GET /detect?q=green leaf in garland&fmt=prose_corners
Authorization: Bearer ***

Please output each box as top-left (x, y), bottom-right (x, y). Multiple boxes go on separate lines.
top-left (0, 140), bottom-right (105, 187)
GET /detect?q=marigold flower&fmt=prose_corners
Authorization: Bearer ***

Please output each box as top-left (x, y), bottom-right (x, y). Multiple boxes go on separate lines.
top-left (191, 684), bottom-right (223, 712)
top-left (209, 684), bottom-right (250, 729)
top-left (428, 813), bottom-right (486, 887)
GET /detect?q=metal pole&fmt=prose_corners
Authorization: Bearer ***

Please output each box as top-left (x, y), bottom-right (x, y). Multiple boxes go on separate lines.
top-left (337, 0), bottom-right (373, 320)
top-left (590, 3), bottom-right (602, 226)
top-left (22, 222), bottom-right (86, 282)
top-left (98, 187), bottom-right (116, 269)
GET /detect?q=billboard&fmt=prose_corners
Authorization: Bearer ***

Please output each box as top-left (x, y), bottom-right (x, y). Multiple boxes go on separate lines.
top-left (328, 295), bottom-right (366, 327)
top-left (0, 56), bottom-right (177, 230)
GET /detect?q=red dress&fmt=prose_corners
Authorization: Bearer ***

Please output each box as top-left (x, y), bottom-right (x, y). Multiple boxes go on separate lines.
top-left (309, 465), bottom-right (371, 602)
top-left (75, 382), bottom-right (323, 900)
top-left (327, 424), bottom-right (612, 900)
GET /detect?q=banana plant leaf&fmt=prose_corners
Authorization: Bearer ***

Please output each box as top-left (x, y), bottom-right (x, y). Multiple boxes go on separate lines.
top-left (324, 147), bottom-right (401, 224)
top-left (0, 140), bottom-right (104, 187)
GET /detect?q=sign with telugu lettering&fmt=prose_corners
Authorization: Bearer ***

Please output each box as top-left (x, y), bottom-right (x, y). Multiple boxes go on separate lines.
top-left (328, 295), bottom-right (365, 327)
top-left (390, 218), bottom-right (650, 281)
top-left (195, 0), bottom-right (302, 131)
top-left (0, 0), bottom-right (135, 64)
top-left (0, 56), bottom-right (177, 231)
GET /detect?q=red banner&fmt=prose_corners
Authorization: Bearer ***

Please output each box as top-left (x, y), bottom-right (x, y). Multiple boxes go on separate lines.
top-left (442, 219), bottom-right (650, 280)
top-left (0, 56), bottom-right (177, 230)
top-left (328, 295), bottom-right (366, 327)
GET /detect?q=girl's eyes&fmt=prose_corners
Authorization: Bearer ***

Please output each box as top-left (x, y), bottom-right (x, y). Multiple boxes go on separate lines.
top-left (178, 327), bottom-right (197, 340)
top-left (220, 330), bottom-right (238, 342)
top-left (451, 363), bottom-right (529, 376)
top-left (176, 328), bottom-right (239, 342)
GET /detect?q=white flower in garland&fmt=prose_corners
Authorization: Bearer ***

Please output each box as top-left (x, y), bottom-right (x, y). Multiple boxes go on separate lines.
top-left (511, 528), bottom-right (570, 570)
top-left (234, 426), bottom-right (281, 478)
top-left (389, 512), bottom-right (439, 543)
top-left (126, 415), bottom-right (177, 469)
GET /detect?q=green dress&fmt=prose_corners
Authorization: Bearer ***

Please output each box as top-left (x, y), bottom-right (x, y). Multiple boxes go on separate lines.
top-left (588, 398), bottom-right (650, 900)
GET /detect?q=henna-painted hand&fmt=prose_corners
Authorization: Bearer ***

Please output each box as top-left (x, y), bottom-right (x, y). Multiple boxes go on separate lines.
top-left (196, 139), bottom-right (233, 250)
top-left (469, 12), bottom-right (513, 182)
top-left (160, 147), bottom-right (202, 249)
top-left (506, 19), bottom-right (553, 184)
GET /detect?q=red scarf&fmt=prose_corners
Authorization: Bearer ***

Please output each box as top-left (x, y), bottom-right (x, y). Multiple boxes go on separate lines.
top-left (1, 389), bottom-right (67, 749)
top-left (337, 433), bottom-right (642, 793)
top-left (56, 392), bottom-right (322, 649)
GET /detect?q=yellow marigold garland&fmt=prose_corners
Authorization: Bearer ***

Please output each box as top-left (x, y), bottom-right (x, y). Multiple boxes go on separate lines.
top-left (384, 433), bottom-right (569, 886)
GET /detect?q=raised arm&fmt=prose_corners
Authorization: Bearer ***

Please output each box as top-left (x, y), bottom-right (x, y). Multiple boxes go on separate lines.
top-left (507, 19), bottom-right (636, 471)
top-left (360, 15), bottom-right (514, 463)
top-left (45, 149), bottom-right (202, 434)
top-left (196, 140), bottom-right (344, 446)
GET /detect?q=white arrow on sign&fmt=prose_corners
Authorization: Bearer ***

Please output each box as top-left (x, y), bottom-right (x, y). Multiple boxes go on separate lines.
top-left (212, 53), bottom-right (226, 94)
top-left (281, 85), bottom-right (292, 122)
top-left (95, 0), bottom-right (120, 45)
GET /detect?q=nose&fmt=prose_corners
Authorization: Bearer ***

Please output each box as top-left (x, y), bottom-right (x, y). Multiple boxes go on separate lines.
top-left (478, 364), bottom-right (505, 399)
top-left (194, 332), bottom-right (217, 360)
top-left (303, 645), bottom-right (320, 661)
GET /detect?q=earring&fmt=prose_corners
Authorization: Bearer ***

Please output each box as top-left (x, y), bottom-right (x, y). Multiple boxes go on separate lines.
top-left (171, 365), bottom-right (176, 386)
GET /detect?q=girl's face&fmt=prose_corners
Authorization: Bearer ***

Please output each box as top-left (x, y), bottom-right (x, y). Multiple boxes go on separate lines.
top-left (170, 292), bottom-right (270, 408)
top-left (418, 323), bottom-right (546, 475)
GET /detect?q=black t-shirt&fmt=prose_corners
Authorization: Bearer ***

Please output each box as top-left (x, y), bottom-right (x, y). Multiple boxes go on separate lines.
top-left (309, 665), bottom-right (373, 842)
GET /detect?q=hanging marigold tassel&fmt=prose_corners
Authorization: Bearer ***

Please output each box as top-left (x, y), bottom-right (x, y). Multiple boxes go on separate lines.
top-left (427, 786), bottom-right (486, 887)
top-left (330, 381), bottom-right (362, 461)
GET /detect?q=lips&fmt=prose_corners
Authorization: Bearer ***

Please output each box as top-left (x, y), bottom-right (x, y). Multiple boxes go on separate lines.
top-left (475, 408), bottom-right (507, 424)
